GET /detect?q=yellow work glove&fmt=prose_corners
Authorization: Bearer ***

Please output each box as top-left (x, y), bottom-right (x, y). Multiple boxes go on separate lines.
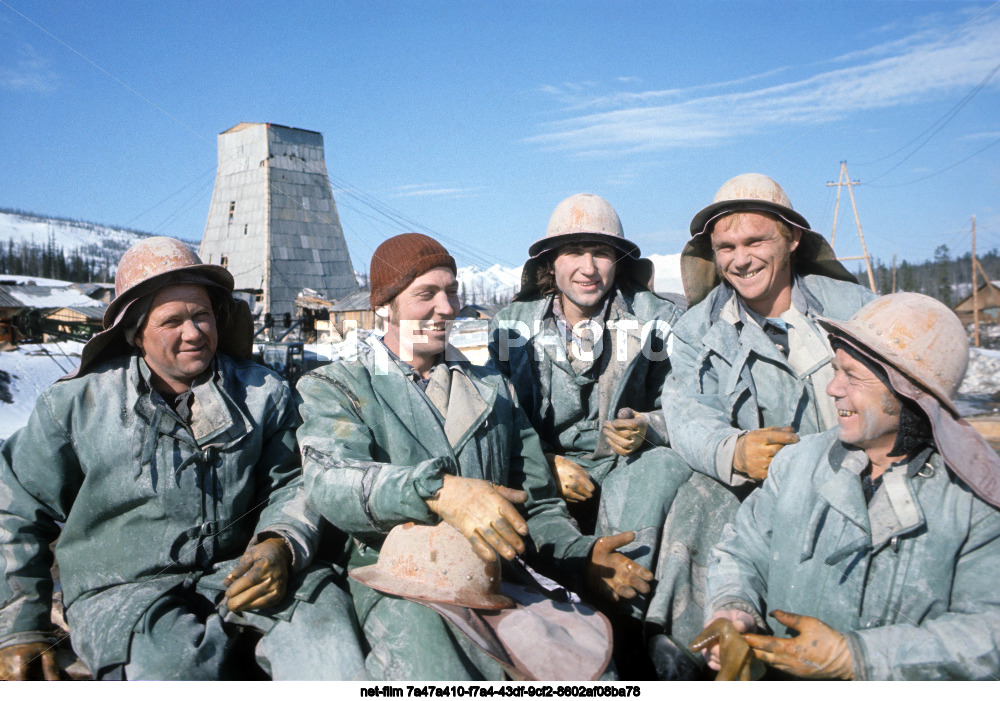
top-left (426, 474), bottom-right (529, 562)
top-left (223, 537), bottom-right (293, 613)
top-left (0, 641), bottom-right (60, 681)
top-left (584, 531), bottom-right (654, 602)
top-left (743, 610), bottom-right (854, 680)
top-left (546, 453), bottom-right (596, 503)
top-left (690, 616), bottom-right (763, 681)
top-left (602, 408), bottom-right (649, 456)
top-left (733, 426), bottom-right (800, 481)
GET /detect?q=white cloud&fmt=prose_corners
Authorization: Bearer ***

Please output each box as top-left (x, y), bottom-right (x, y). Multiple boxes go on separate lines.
top-left (392, 184), bottom-right (480, 199)
top-left (527, 14), bottom-right (1000, 155)
top-left (0, 42), bottom-right (58, 92)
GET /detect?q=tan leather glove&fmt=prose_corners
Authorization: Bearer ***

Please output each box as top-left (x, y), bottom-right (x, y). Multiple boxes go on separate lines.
top-left (733, 426), bottom-right (799, 480)
top-left (546, 453), bottom-right (595, 503)
top-left (602, 408), bottom-right (649, 456)
top-left (426, 474), bottom-right (529, 561)
top-left (223, 537), bottom-right (293, 613)
top-left (0, 642), bottom-right (60, 681)
top-left (584, 531), bottom-right (654, 602)
top-left (690, 616), bottom-right (763, 681)
top-left (744, 610), bottom-right (853, 680)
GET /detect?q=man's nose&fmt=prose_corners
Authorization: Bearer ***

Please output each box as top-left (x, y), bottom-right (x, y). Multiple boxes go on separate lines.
top-left (435, 292), bottom-right (458, 318)
top-left (580, 253), bottom-right (597, 274)
top-left (180, 319), bottom-right (204, 340)
top-left (732, 246), bottom-right (752, 267)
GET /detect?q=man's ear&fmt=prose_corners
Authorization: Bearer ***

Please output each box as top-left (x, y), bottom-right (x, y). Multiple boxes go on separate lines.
top-left (375, 305), bottom-right (390, 319)
top-left (789, 227), bottom-right (802, 253)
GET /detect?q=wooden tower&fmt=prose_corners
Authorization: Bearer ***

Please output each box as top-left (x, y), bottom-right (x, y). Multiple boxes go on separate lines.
top-left (200, 123), bottom-right (358, 318)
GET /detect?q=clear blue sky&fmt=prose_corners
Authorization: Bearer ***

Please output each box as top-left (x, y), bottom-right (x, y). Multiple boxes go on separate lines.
top-left (1, 1), bottom-right (998, 276)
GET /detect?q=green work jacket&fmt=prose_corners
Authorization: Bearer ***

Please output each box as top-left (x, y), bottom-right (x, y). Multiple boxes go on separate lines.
top-left (296, 336), bottom-right (596, 622)
top-left (665, 274), bottom-right (874, 486)
top-left (488, 285), bottom-right (682, 479)
top-left (706, 429), bottom-right (1000, 680)
top-left (0, 352), bottom-right (315, 673)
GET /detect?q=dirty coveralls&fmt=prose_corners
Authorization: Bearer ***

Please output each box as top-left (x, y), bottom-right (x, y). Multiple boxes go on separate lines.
top-left (0, 352), bottom-right (364, 680)
top-left (706, 429), bottom-right (1000, 680)
top-left (297, 336), bottom-right (597, 681)
top-left (489, 284), bottom-right (690, 574)
top-left (643, 274), bottom-right (875, 660)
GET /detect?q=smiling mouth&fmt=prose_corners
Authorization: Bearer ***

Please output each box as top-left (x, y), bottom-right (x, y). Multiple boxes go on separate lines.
top-left (838, 410), bottom-right (857, 417)
top-left (734, 270), bottom-right (760, 279)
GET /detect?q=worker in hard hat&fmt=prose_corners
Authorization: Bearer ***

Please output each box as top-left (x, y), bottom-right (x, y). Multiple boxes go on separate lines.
top-left (489, 195), bottom-right (690, 548)
top-left (667, 173), bottom-right (875, 488)
top-left (488, 194), bottom-right (710, 678)
top-left (697, 293), bottom-right (1000, 680)
top-left (296, 233), bottom-right (652, 681)
top-left (0, 237), bottom-right (365, 680)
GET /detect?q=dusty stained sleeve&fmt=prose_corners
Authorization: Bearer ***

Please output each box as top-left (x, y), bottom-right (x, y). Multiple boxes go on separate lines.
top-left (0, 390), bottom-right (79, 641)
top-left (664, 329), bottom-right (747, 485)
top-left (705, 443), bottom-right (786, 624)
top-left (504, 381), bottom-right (596, 592)
top-left (250, 380), bottom-right (318, 572)
top-left (296, 371), bottom-right (451, 541)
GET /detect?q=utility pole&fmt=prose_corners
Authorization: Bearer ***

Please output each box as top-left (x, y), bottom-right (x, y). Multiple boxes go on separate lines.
top-left (892, 253), bottom-right (897, 293)
top-left (826, 161), bottom-right (876, 293)
top-left (972, 215), bottom-right (979, 348)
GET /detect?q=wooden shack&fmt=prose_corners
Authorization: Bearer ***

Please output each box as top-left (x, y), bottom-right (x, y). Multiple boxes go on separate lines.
top-left (953, 279), bottom-right (1000, 325)
top-left (329, 288), bottom-right (375, 336)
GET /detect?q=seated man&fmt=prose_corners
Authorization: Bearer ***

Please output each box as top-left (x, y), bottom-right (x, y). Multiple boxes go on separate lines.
top-left (700, 293), bottom-right (1000, 680)
top-left (297, 233), bottom-right (651, 681)
top-left (489, 194), bottom-right (689, 561)
top-left (667, 173), bottom-right (875, 488)
top-left (0, 237), bottom-right (364, 681)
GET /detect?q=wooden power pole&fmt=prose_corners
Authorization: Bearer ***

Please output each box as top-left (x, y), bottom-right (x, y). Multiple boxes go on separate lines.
top-left (972, 215), bottom-right (979, 348)
top-left (826, 161), bottom-right (877, 293)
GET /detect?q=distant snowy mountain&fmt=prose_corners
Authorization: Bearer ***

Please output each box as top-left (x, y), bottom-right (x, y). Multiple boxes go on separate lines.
top-left (0, 209), bottom-right (166, 278)
top-left (0, 209), bottom-right (686, 300)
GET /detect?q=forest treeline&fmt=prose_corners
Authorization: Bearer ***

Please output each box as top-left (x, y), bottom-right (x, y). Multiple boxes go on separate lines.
top-left (854, 244), bottom-right (1000, 307)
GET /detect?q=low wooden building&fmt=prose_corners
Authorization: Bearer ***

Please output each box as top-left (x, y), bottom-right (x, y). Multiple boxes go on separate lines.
top-left (953, 279), bottom-right (1000, 325)
top-left (329, 288), bottom-right (375, 336)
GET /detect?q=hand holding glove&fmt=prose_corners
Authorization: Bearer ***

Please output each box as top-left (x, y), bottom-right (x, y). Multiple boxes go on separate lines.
top-left (0, 642), bottom-right (60, 681)
top-left (690, 614), bottom-right (762, 681)
top-left (585, 531), bottom-right (654, 602)
top-left (743, 610), bottom-right (853, 680)
top-left (602, 408), bottom-right (649, 456)
top-left (733, 426), bottom-right (799, 480)
top-left (546, 453), bottom-right (596, 503)
top-left (223, 537), bottom-right (293, 613)
top-left (426, 474), bottom-right (529, 561)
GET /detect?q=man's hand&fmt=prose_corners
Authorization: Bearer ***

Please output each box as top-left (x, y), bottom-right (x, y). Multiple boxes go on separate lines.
top-left (546, 453), bottom-right (595, 503)
top-left (425, 475), bottom-right (529, 561)
top-left (743, 610), bottom-right (853, 680)
top-left (602, 408), bottom-right (649, 456)
top-left (0, 642), bottom-right (60, 681)
top-left (223, 537), bottom-right (293, 613)
top-left (733, 426), bottom-right (799, 480)
top-left (584, 531), bottom-right (654, 602)
top-left (690, 615), bottom-right (761, 680)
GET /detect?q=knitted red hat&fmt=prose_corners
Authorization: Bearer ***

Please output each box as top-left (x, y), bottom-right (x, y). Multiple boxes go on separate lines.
top-left (369, 233), bottom-right (457, 308)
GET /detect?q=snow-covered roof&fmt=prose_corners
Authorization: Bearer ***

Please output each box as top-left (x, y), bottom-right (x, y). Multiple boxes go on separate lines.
top-left (0, 284), bottom-right (104, 309)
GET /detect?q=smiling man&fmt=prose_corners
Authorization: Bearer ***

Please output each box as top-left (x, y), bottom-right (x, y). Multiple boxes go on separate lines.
top-left (697, 293), bottom-right (1000, 680)
top-left (297, 233), bottom-right (650, 681)
top-left (666, 173), bottom-right (875, 488)
top-left (0, 237), bottom-right (364, 680)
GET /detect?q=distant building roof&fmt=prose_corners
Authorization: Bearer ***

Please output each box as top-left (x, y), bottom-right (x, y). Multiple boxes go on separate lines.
top-left (0, 284), bottom-right (104, 310)
top-left (329, 288), bottom-right (372, 312)
top-left (46, 306), bottom-right (105, 321)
